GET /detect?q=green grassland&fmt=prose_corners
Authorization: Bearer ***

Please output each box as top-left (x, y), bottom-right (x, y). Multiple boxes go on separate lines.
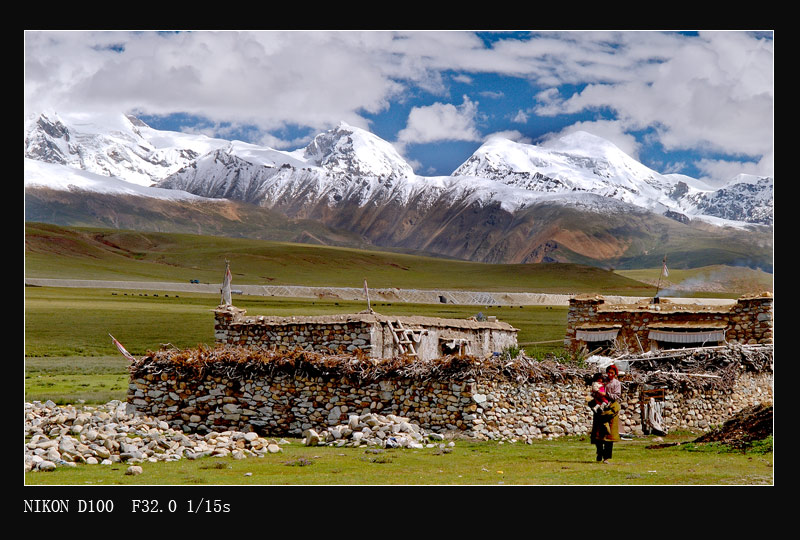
top-left (24, 223), bottom-right (773, 486)
top-left (25, 222), bottom-right (657, 294)
top-left (24, 431), bottom-right (773, 486)
top-left (26, 222), bottom-right (771, 296)
top-left (24, 287), bottom-right (568, 358)
top-left (23, 286), bottom-right (773, 486)
top-left (24, 286), bottom-right (569, 404)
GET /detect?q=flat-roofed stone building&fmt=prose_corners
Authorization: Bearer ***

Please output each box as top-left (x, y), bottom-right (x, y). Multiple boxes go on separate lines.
top-left (214, 305), bottom-right (519, 361)
top-left (565, 292), bottom-right (773, 354)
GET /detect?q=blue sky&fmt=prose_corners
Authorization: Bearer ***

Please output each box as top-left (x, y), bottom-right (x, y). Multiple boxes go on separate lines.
top-left (25, 30), bottom-right (773, 184)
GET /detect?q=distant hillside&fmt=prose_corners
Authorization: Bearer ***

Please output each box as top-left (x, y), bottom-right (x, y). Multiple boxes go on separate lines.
top-left (24, 223), bottom-right (657, 296)
top-left (25, 112), bottom-right (773, 272)
top-left (25, 186), bottom-right (371, 249)
top-left (616, 265), bottom-right (773, 296)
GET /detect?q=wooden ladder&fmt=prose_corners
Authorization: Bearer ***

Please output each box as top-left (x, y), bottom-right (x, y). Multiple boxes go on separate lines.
top-left (387, 320), bottom-right (420, 358)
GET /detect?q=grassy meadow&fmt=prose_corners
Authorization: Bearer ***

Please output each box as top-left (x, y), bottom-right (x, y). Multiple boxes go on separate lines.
top-left (24, 286), bottom-right (569, 404)
top-left (24, 223), bottom-right (773, 486)
top-left (25, 222), bottom-right (659, 294)
top-left (24, 431), bottom-right (773, 486)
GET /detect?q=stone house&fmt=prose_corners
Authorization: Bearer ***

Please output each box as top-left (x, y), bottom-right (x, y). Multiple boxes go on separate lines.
top-left (565, 292), bottom-right (773, 354)
top-left (214, 305), bottom-right (519, 361)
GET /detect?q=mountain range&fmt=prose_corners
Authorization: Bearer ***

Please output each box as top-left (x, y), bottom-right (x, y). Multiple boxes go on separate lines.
top-left (24, 112), bottom-right (774, 271)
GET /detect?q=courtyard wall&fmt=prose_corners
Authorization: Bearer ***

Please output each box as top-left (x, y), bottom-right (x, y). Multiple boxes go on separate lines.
top-left (127, 347), bottom-right (772, 442)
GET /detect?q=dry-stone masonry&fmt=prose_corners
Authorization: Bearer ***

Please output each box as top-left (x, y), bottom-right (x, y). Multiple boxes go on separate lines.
top-left (565, 292), bottom-right (773, 353)
top-left (126, 345), bottom-right (772, 444)
top-left (214, 306), bottom-right (518, 361)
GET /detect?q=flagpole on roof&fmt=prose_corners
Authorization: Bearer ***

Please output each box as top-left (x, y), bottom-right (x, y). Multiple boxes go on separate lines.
top-left (655, 254), bottom-right (668, 298)
top-left (363, 278), bottom-right (372, 313)
top-left (221, 259), bottom-right (232, 306)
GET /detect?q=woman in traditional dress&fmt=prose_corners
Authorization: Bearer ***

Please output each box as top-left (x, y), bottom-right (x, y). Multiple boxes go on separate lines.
top-left (590, 364), bottom-right (621, 463)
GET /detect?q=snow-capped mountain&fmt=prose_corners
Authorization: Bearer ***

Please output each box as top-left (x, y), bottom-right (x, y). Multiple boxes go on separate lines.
top-left (24, 111), bottom-right (228, 187)
top-left (157, 124), bottom-right (440, 210)
top-left (24, 157), bottom-right (209, 201)
top-left (673, 174), bottom-right (774, 225)
top-left (25, 111), bottom-right (773, 226)
top-left (452, 132), bottom-right (773, 226)
top-left (24, 111), bottom-right (773, 269)
top-left (453, 131), bottom-right (675, 206)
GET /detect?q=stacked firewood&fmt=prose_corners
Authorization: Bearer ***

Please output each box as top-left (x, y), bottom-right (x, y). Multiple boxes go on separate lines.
top-left (132, 344), bottom-right (588, 384)
top-left (619, 343), bottom-right (773, 391)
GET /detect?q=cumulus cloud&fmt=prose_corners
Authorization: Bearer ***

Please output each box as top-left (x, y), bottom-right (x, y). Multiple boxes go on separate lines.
top-left (396, 95), bottom-right (482, 145)
top-left (512, 110), bottom-right (528, 123)
top-left (24, 29), bottom-right (773, 176)
top-left (531, 31), bottom-right (774, 160)
top-left (696, 151), bottom-right (774, 185)
top-left (24, 31), bottom-right (406, 133)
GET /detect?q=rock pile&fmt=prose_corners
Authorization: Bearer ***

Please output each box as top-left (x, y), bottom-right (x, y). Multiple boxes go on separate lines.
top-left (24, 400), bottom-right (286, 473)
top-left (302, 411), bottom-right (453, 450)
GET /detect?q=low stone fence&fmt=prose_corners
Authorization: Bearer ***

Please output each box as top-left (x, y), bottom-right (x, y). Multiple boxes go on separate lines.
top-left (126, 345), bottom-right (772, 443)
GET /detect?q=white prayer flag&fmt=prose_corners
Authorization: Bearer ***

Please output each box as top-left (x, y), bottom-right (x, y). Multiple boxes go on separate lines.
top-left (109, 333), bottom-right (136, 362)
top-left (221, 261), bottom-right (232, 305)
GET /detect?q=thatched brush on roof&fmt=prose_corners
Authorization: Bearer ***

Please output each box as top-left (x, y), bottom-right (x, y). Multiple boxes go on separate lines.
top-left (130, 343), bottom-right (772, 392)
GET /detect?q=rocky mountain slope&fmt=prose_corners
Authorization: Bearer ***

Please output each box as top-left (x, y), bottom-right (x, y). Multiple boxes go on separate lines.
top-left (24, 112), bottom-right (773, 270)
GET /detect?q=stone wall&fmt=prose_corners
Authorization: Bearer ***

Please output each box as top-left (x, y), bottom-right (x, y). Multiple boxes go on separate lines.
top-left (215, 307), bottom-right (374, 356)
top-left (127, 350), bottom-right (773, 443)
top-left (565, 292), bottom-right (773, 353)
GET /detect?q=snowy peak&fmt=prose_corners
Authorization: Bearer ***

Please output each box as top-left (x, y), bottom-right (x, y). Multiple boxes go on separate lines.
top-left (24, 111), bottom-right (773, 228)
top-left (25, 112), bottom-right (72, 165)
top-left (24, 111), bottom-right (227, 187)
top-left (453, 131), bottom-right (662, 195)
top-left (452, 131), bottom-right (773, 226)
top-left (541, 130), bottom-right (628, 158)
top-left (686, 175), bottom-right (774, 224)
top-left (303, 122), bottom-right (414, 181)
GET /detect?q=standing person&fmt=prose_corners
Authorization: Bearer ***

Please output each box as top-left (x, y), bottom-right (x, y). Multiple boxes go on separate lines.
top-left (590, 364), bottom-right (621, 464)
top-left (604, 364), bottom-right (622, 403)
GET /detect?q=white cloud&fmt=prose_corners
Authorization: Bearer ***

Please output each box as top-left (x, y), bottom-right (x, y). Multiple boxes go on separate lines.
top-left (696, 151), bottom-right (774, 184)
top-left (479, 90), bottom-right (504, 99)
top-left (512, 110), bottom-right (528, 123)
top-left (530, 31), bottom-right (774, 160)
top-left (396, 95), bottom-right (482, 145)
top-left (24, 30), bottom-right (773, 173)
top-left (24, 31), bottom-right (406, 133)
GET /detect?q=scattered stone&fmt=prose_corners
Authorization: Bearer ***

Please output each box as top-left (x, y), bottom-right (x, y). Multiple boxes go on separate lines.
top-left (307, 412), bottom-right (449, 450)
top-left (37, 460), bottom-right (56, 472)
top-left (126, 465), bottom-right (143, 476)
top-left (24, 400), bottom-right (286, 473)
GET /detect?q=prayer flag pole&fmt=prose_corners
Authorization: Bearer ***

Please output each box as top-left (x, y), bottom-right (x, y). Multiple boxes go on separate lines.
top-left (363, 279), bottom-right (372, 313)
top-left (655, 254), bottom-right (669, 298)
top-left (221, 259), bottom-right (232, 306)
